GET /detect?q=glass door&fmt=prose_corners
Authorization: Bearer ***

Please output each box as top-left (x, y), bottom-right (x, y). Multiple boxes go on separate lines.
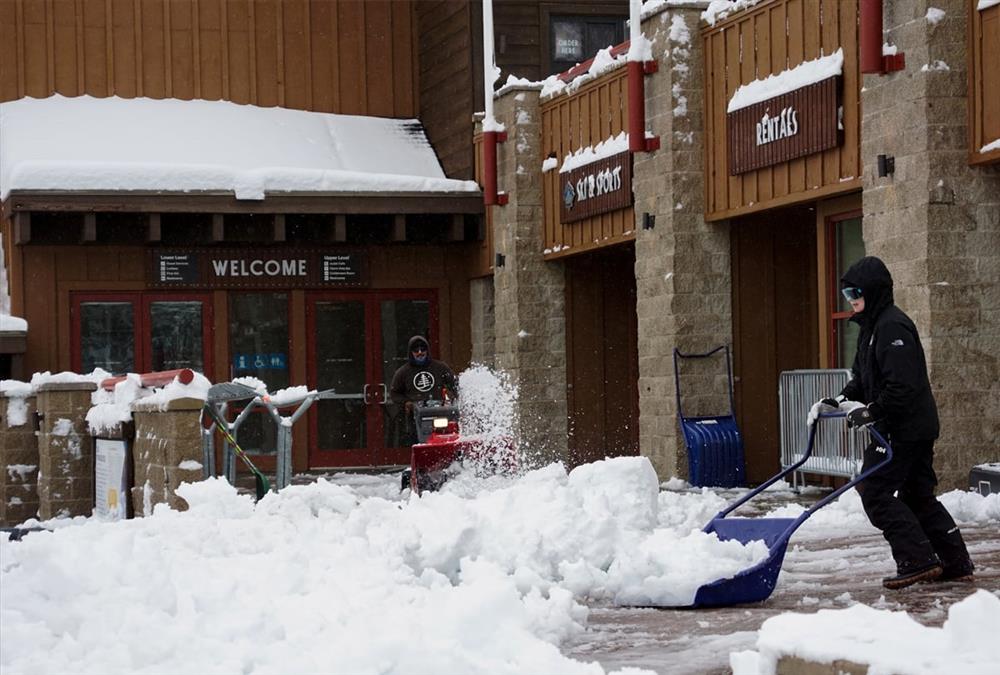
top-left (72, 292), bottom-right (214, 376)
top-left (307, 291), bottom-right (435, 469)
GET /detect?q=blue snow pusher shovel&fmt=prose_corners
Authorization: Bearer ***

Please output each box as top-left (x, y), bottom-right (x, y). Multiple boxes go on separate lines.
top-left (673, 345), bottom-right (746, 487)
top-left (687, 412), bottom-right (893, 608)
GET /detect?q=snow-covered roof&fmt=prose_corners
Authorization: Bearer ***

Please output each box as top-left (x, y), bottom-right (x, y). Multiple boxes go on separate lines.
top-left (0, 95), bottom-right (480, 202)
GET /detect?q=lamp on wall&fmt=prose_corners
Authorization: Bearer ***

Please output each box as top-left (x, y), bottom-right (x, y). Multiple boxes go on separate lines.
top-left (495, 252), bottom-right (506, 268)
top-left (642, 213), bottom-right (656, 230)
top-left (877, 154), bottom-right (895, 177)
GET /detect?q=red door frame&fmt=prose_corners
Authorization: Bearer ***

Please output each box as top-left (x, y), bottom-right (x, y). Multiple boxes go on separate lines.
top-left (71, 291), bottom-right (215, 376)
top-left (824, 209), bottom-right (863, 368)
top-left (305, 289), bottom-right (439, 469)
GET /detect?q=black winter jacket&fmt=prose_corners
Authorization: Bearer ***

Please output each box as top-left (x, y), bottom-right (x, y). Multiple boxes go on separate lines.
top-left (840, 257), bottom-right (939, 441)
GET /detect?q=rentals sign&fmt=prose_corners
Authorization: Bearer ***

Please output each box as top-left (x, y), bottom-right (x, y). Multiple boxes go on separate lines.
top-left (727, 75), bottom-right (842, 175)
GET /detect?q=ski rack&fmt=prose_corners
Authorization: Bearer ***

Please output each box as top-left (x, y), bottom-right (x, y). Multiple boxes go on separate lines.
top-left (201, 387), bottom-right (336, 490)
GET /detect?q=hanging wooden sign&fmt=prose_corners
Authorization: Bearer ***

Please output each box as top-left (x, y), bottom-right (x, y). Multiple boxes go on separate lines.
top-left (559, 151), bottom-right (633, 224)
top-left (727, 75), bottom-right (843, 175)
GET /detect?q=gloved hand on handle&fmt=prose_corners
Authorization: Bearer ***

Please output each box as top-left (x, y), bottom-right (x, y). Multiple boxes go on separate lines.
top-left (807, 394), bottom-right (846, 426)
top-left (846, 403), bottom-right (882, 428)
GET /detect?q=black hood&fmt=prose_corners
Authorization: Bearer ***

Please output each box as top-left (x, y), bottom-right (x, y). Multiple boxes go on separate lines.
top-left (841, 256), bottom-right (894, 325)
top-left (407, 335), bottom-right (430, 366)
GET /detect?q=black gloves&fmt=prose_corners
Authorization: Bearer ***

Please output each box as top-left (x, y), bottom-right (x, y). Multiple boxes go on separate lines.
top-left (819, 397), bottom-right (841, 409)
top-left (847, 403), bottom-right (881, 428)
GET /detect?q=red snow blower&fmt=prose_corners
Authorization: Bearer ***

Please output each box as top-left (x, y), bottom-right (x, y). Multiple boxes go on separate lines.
top-left (402, 398), bottom-right (515, 494)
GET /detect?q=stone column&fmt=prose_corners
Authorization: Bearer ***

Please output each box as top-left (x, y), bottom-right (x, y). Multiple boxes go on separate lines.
top-left (632, 4), bottom-right (733, 480)
top-left (131, 397), bottom-right (205, 515)
top-left (469, 276), bottom-right (496, 366)
top-left (0, 392), bottom-right (39, 525)
top-left (862, 0), bottom-right (1000, 489)
top-left (36, 382), bottom-right (97, 519)
top-left (490, 86), bottom-right (569, 465)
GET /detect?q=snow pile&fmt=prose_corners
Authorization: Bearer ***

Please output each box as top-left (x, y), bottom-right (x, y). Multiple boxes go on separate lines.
top-left (540, 46), bottom-right (628, 99)
top-left (926, 7), bottom-right (946, 24)
top-left (0, 95), bottom-right (480, 201)
top-left (702, 0), bottom-right (766, 27)
top-left (130, 371), bottom-right (212, 410)
top-left (921, 60), bottom-right (950, 72)
top-left (0, 380), bottom-right (33, 427)
top-left (732, 590), bottom-right (1000, 675)
top-left (86, 374), bottom-right (145, 434)
top-left (560, 132), bottom-right (630, 174)
top-left (0, 315), bottom-right (27, 332)
top-left (0, 457), bottom-right (773, 674)
top-left (728, 49), bottom-right (844, 112)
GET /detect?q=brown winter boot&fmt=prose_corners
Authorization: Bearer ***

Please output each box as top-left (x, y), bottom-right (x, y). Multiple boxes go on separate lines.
top-left (882, 562), bottom-right (943, 589)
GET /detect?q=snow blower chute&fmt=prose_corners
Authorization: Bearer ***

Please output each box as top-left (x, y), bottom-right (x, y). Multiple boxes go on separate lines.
top-left (683, 412), bottom-right (892, 608)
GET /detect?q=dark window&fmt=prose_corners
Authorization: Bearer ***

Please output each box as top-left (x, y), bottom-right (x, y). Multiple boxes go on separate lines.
top-left (80, 301), bottom-right (136, 375)
top-left (549, 15), bottom-right (627, 76)
top-left (827, 213), bottom-right (864, 368)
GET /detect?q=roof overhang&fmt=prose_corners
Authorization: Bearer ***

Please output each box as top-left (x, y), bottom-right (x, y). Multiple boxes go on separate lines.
top-left (1, 190), bottom-right (484, 219)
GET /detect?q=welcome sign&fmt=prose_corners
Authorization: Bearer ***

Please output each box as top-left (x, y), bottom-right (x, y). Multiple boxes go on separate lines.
top-left (149, 249), bottom-right (369, 288)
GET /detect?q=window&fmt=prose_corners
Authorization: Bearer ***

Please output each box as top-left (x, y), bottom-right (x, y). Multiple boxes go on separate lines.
top-left (72, 292), bottom-right (214, 376)
top-left (549, 15), bottom-right (626, 76)
top-left (826, 212), bottom-right (864, 368)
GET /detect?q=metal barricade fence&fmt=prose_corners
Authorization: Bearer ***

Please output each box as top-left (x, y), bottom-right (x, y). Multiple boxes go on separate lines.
top-left (779, 369), bottom-right (867, 485)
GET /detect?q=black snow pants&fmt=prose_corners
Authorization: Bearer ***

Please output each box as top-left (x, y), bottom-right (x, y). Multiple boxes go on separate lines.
top-left (857, 438), bottom-right (972, 574)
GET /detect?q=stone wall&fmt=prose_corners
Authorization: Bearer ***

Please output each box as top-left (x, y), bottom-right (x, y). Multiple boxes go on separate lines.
top-left (862, 0), bottom-right (1000, 489)
top-left (0, 393), bottom-right (38, 525)
top-left (35, 382), bottom-right (96, 519)
top-left (632, 4), bottom-right (733, 480)
top-left (131, 397), bottom-right (204, 515)
top-left (490, 88), bottom-right (569, 466)
top-left (469, 276), bottom-right (496, 366)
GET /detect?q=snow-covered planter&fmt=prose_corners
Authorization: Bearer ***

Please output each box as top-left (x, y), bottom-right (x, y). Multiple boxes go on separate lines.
top-left (130, 395), bottom-right (206, 516)
top-left (34, 380), bottom-right (98, 520)
top-left (0, 382), bottom-right (39, 526)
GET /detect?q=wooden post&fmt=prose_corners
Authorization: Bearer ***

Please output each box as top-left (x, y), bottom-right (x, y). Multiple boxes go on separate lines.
top-left (147, 213), bottom-right (161, 242)
top-left (82, 213), bottom-right (97, 242)
top-left (13, 212), bottom-right (30, 244)
top-left (274, 214), bottom-right (286, 242)
top-left (392, 214), bottom-right (407, 242)
top-left (212, 214), bottom-right (225, 242)
top-left (334, 215), bottom-right (347, 242)
top-left (448, 213), bottom-right (465, 241)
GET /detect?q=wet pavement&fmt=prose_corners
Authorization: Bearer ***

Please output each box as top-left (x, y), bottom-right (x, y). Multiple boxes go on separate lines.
top-left (564, 520), bottom-right (1000, 674)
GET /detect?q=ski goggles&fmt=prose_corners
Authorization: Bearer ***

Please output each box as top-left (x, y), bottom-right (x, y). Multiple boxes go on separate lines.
top-left (841, 287), bottom-right (864, 301)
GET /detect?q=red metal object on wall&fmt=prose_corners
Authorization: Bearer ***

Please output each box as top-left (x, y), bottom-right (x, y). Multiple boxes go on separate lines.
top-left (100, 368), bottom-right (195, 391)
top-left (860, 0), bottom-right (905, 74)
top-left (628, 60), bottom-right (661, 153)
top-left (482, 130), bottom-right (509, 206)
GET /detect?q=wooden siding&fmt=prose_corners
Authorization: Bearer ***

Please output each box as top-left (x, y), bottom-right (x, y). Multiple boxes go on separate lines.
top-left (470, 131), bottom-right (494, 278)
top-left (0, 0), bottom-right (418, 118)
top-left (969, 0), bottom-right (1000, 165)
top-left (702, 0), bottom-right (862, 221)
top-left (540, 66), bottom-right (634, 261)
top-left (416, 0), bottom-right (477, 180)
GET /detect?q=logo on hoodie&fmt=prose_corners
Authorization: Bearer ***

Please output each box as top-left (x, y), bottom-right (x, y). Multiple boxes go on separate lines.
top-left (413, 371), bottom-right (435, 393)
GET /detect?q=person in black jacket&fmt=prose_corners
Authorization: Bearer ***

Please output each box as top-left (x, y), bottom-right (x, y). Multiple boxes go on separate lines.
top-left (818, 256), bottom-right (973, 589)
top-left (389, 335), bottom-right (457, 445)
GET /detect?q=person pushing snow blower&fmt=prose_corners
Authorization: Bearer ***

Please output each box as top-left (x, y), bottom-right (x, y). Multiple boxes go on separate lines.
top-left (817, 256), bottom-right (974, 590)
top-left (390, 335), bottom-right (458, 447)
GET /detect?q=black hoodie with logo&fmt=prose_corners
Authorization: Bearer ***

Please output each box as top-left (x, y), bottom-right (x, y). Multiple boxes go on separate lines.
top-left (840, 256), bottom-right (939, 442)
top-left (389, 335), bottom-right (457, 404)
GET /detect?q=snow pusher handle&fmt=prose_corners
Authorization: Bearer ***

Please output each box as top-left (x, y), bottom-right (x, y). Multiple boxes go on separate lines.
top-left (672, 345), bottom-right (737, 421)
top-left (705, 412), bottom-right (893, 527)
